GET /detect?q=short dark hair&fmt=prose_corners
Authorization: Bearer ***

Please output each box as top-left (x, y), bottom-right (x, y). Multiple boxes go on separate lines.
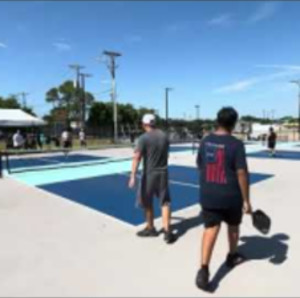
top-left (217, 107), bottom-right (238, 131)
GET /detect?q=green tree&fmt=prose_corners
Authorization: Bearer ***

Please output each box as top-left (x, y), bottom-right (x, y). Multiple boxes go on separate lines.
top-left (0, 95), bottom-right (36, 115)
top-left (45, 80), bottom-right (95, 125)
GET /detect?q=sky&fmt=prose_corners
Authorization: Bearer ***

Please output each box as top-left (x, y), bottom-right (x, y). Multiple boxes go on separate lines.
top-left (1, 1), bottom-right (300, 120)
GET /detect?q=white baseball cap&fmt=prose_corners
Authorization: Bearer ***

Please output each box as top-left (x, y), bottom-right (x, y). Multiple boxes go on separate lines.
top-left (142, 114), bottom-right (155, 126)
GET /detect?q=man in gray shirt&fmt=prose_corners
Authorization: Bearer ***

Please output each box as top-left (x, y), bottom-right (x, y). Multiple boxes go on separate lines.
top-left (128, 114), bottom-right (176, 244)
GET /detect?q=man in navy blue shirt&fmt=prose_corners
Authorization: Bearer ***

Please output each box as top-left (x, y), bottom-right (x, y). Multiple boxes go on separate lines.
top-left (195, 107), bottom-right (252, 290)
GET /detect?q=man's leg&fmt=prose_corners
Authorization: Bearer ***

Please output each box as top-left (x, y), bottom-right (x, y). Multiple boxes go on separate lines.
top-left (145, 205), bottom-right (154, 230)
top-left (196, 224), bottom-right (220, 290)
top-left (201, 225), bottom-right (221, 267)
top-left (228, 225), bottom-right (239, 254)
top-left (225, 209), bottom-right (245, 268)
top-left (162, 203), bottom-right (171, 232)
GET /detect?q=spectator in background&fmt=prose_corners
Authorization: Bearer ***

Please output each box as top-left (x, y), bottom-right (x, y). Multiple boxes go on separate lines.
top-left (61, 129), bottom-right (70, 149)
top-left (37, 131), bottom-right (46, 150)
top-left (79, 129), bottom-right (87, 147)
top-left (267, 127), bottom-right (277, 157)
top-left (12, 130), bottom-right (24, 149)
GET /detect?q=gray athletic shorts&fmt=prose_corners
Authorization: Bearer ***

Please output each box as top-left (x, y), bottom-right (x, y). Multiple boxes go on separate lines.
top-left (137, 170), bottom-right (171, 209)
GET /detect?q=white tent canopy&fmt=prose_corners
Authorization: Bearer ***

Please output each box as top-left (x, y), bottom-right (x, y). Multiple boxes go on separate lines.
top-left (0, 109), bottom-right (46, 127)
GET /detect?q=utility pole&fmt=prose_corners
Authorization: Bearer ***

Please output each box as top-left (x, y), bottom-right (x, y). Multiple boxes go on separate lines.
top-left (195, 104), bottom-right (200, 120)
top-left (16, 92), bottom-right (29, 108)
top-left (271, 109), bottom-right (276, 124)
top-left (102, 51), bottom-right (122, 143)
top-left (69, 64), bottom-right (85, 126)
top-left (69, 64), bottom-right (85, 89)
top-left (290, 80), bottom-right (300, 141)
top-left (165, 87), bottom-right (173, 133)
top-left (79, 73), bottom-right (92, 130)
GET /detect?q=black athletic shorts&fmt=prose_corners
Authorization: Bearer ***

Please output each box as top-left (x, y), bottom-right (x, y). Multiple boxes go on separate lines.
top-left (137, 171), bottom-right (171, 209)
top-left (202, 207), bottom-right (243, 228)
top-left (63, 140), bottom-right (71, 149)
top-left (268, 141), bottom-right (276, 149)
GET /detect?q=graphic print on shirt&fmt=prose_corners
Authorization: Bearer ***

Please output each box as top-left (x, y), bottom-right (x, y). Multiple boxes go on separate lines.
top-left (205, 142), bottom-right (227, 184)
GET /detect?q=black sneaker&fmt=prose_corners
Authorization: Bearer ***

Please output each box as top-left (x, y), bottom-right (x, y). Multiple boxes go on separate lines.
top-left (226, 252), bottom-right (246, 269)
top-left (163, 230), bottom-right (177, 244)
top-left (195, 268), bottom-right (210, 290)
top-left (136, 227), bottom-right (158, 237)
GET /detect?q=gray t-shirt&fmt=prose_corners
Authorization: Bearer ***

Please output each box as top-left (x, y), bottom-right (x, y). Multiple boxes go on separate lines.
top-left (136, 129), bottom-right (169, 173)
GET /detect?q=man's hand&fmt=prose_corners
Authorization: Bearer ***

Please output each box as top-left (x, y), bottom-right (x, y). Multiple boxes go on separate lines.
top-left (128, 175), bottom-right (136, 189)
top-left (243, 201), bottom-right (252, 214)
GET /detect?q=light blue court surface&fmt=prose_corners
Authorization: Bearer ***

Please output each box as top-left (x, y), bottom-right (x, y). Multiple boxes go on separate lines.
top-left (10, 158), bottom-right (274, 226)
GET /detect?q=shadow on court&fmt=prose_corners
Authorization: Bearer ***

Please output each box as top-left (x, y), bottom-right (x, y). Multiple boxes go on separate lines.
top-left (168, 211), bottom-right (204, 239)
top-left (207, 233), bottom-right (290, 293)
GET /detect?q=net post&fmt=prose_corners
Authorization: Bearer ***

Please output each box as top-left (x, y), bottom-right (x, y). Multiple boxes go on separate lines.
top-left (0, 151), bottom-right (2, 178)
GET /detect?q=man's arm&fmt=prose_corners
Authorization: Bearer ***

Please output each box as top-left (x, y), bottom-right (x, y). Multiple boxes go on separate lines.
top-left (235, 142), bottom-right (252, 214)
top-left (132, 151), bottom-right (142, 176)
top-left (237, 169), bottom-right (250, 206)
top-left (128, 137), bottom-right (144, 188)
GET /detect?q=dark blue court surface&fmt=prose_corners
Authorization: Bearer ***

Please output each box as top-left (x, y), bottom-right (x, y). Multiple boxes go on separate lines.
top-left (40, 165), bottom-right (273, 226)
top-left (6, 154), bottom-right (106, 169)
top-left (247, 150), bottom-right (300, 160)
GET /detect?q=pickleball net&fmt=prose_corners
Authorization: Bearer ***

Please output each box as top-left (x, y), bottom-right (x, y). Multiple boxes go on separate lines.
top-left (0, 148), bottom-right (132, 175)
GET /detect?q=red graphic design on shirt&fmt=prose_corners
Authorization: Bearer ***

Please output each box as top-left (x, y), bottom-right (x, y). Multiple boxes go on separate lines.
top-left (206, 145), bottom-right (227, 184)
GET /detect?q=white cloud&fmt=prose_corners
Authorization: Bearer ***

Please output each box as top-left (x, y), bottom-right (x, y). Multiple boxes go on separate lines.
top-left (215, 79), bottom-right (256, 93)
top-left (248, 2), bottom-right (279, 24)
top-left (165, 21), bottom-right (192, 34)
top-left (208, 13), bottom-right (233, 27)
top-left (255, 64), bottom-right (300, 71)
top-left (0, 42), bottom-right (7, 49)
top-left (125, 35), bottom-right (142, 44)
top-left (52, 42), bottom-right (71, 52)
top-left (214, 65), bottom-right (300, 94)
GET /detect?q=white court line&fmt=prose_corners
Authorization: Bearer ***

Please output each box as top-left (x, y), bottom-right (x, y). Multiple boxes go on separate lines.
top-left (119, 172), bottom-right (199, 189)
top-left (169, 180), bottom-right (199, 189)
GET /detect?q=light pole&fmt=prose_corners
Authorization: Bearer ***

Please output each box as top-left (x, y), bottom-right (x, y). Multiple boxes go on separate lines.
top-left (290, 80), bottom-right (300, 141)
top-left (165, 87), bottom-right (173, 133)
top-left (103, 51), bottom-right (122, 143)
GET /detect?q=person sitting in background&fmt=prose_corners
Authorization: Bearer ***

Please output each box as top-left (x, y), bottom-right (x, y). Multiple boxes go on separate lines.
top-left (12, 130), bottom-right (24, 149)
top-left (267, 127), bottom-right (277, 157)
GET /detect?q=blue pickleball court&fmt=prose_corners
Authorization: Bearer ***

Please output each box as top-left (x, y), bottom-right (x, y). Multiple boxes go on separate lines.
top-left (40, 165), bottom-right (273, 226)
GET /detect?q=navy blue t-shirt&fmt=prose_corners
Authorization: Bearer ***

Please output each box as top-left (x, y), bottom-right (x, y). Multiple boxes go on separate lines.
top-left (197, 133), bottom-right (248, 209)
